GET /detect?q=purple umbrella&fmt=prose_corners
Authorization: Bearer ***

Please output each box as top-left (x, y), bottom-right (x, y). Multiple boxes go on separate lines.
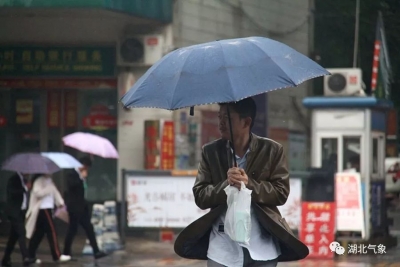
top-left (2, 153), bottom-right (61, 174)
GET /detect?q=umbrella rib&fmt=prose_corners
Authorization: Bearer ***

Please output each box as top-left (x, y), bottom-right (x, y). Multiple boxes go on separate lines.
top-left (218, 42), bottom-right (237, 100)
top-left (170, 49), bottom-right (196, 109)
top-left (249, 41), bottom-right (297, 86)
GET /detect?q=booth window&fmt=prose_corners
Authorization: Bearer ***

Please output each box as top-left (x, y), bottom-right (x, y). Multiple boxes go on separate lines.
top-left (372, 138), bottom-right (378, 174)
top-left (343, 136), bottom-right (361, 172)
top-left (321, 138), bottom-right (338, 171)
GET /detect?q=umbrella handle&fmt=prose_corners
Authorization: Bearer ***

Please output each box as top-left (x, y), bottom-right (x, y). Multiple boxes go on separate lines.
top-left (226, 106), bottom-right (237, 167)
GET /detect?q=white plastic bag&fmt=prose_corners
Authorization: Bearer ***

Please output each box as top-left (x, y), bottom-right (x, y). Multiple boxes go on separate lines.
top-left (224, 181), bottom-right (252, 245)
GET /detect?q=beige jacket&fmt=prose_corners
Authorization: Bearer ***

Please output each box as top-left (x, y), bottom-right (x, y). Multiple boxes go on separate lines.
top-left (25, 176), bottom-right (64, 239)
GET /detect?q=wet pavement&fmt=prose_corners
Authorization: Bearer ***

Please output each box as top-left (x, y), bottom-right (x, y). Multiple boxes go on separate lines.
top-left (2, 236), bottom-right (400, 266)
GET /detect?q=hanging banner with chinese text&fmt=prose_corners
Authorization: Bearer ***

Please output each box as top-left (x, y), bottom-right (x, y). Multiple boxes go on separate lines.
top-left (144, 120), bottom-right (160, 170)
top-left (126, 175), bottom-right (209, 228)
top-left (64, 91), bottom-right (78, 128)
top-left (16, 99), bottom-right (33, 124)
top-left (47, 92), bottom-right (61, 128)
top-left (0, 46), bottom-right (115, 77)
top-left (335, 173), bottom-right (365, 237)
top-left (300, 202), bottom-right (335, 259)
top-left (160, 121), bottom-right (175, 170)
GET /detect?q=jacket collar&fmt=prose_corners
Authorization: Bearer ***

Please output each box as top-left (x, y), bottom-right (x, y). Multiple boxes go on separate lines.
top-left (216, 133), bottom-right (259, 169)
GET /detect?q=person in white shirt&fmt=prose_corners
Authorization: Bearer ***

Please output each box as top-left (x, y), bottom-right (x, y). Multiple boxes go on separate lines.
top-left (25, 174), bottom-right (71, 263)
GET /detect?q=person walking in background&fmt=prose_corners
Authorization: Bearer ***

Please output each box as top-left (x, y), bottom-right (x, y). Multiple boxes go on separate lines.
top-left (63, 156), bottom-right (107, 260)
top-left (25, 174), bottom-right (71, 263)
top-left (1, 172), bottom-right (34, 267)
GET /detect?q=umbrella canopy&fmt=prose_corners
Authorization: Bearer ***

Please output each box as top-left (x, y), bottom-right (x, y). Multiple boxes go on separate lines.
top-left (2, 153), bottom-right (61, 174)
top-left (121, 36), bottom-right (330, 110)
top-left (41, 152), bottom-right (83, 169)
top-left (62, 132), bottom-right (119, 159)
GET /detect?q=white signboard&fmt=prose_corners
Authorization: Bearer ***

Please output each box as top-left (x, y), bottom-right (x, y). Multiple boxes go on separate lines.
top-left (126, 175), bottom-right (209, 228)
top-left (335, 172), bottom-right (365, 237)
top-left (277, 178), bottom-right (302, 230)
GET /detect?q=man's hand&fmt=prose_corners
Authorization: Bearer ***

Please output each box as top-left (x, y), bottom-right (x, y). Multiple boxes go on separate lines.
top-left (227, 167), bottom-right (248, 190)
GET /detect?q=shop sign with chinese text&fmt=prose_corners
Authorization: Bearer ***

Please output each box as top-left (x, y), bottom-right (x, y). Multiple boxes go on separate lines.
top-left (335, 172), bottom-right (365, 237)
top-left (82, 104), bottom-right (117, 131)
top-left (126, 175), bottom-right (209, 228)
top-left (300, 202), bottom-right (335, 259)
top-left (0, 46), bottom-right (115, 77)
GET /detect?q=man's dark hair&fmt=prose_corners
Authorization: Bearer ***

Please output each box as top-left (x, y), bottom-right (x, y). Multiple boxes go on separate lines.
top-left (79, 156), bottom-right (92, 167)
top-left (219, 97), bottom-right (257, 129)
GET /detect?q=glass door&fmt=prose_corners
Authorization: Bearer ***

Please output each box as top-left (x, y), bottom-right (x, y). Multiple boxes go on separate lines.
top-left (315, 133), bottom-right (342, 171)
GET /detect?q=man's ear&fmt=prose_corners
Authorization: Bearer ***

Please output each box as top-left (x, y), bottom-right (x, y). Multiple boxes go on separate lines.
top-left (244, 117), bottom-right (252, 128)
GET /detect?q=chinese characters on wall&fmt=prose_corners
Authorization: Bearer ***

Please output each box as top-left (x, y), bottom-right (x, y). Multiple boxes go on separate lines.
top-left (160, 121), bottom-right (175, 170)
top-left (300, 202), bottom-right (335, 259)
top-left (0, 47), bottom-right (115, 77)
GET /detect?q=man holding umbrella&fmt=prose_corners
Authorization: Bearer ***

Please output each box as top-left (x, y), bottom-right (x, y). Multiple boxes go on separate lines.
top-left (120, 36), bottom-right (330, 265)
top-left (177, 98), bottom-right (309, 267)
top-left (1, 172), bottom-right (34, 267)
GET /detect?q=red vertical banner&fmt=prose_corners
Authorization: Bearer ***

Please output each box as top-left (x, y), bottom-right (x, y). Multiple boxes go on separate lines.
top-left (47, 91), bottom-right (61, 127)
top-left (144, 120), bottom-right (160, 170)
top-left (64, 91), bottom-right (78, 128)
top-left (160, 121), bottom-right (175, 170)
top-left (300, 202), bottom-right (336, 259)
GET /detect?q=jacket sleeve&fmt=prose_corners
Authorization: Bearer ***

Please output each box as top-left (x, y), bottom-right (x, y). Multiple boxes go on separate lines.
top-left (192, 147), bottom-right (229, 210)
top-left (7, 176), bottom-right (25, 198)
top-left (247, 146), bottom-right (290, 206)
top-left (66, 172), bottom-right (81, 190)
top-left (31, 178), bottom-right (56, 199)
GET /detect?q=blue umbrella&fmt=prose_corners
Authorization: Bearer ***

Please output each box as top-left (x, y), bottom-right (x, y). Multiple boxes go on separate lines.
top-left (121, 36), bottom-right (329, 110)
top-left (121, 36), bottom-right (330, 165)
top-left (2, 153), bottom-right (61, 174)
top-left (41, 152), bottom-right (83, 169)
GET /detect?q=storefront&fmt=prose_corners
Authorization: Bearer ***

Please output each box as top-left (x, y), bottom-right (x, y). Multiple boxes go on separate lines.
top-left (0, 46), bottom-right (118, 203)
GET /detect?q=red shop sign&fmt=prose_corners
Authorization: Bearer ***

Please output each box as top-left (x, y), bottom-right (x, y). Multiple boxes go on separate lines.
top-left (0, 115), bottom-right (7, 127)
top-left (299, 202), bottom-right (336, 259)
top-left (82, 104), bottom-right (116, 131)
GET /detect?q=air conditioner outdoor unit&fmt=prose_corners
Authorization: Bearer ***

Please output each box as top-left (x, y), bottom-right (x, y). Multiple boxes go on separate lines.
top-left (117, 35), bottom-right (164, 67)
top-left (324, 68), bottom-right (363, 96)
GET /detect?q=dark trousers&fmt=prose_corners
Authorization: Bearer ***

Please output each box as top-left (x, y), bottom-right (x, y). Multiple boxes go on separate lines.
top-left (28, 209), bottom-right (61, 261)
top-left (63, 207), bottom-right (99, 256)
top-left (2, 211), bottom-right (29, 263)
